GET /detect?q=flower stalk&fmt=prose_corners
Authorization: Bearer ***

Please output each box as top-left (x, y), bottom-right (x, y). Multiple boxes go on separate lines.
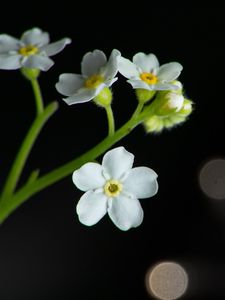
top-left (0, 102), bottom-right (58, 204)
top-left (0, 101), bottom-right (153, 224)
top-left (0, 27), bottom-right (193, 229)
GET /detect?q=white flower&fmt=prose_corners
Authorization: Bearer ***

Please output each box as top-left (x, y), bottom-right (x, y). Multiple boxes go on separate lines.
top-left (73, 146), bottom-right (158, 231)
top-left (0, 27), bottom-right (71, 71)
top-left (118, 52), bottom-right (183, 91)
top-left (55, 49), bottom-right (121, 105)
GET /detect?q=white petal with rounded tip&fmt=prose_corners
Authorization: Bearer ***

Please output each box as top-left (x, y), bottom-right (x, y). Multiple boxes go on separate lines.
top-left (157, 62), bottom-right (183, 81)
top-left (21, 27), bottom-right (49, 47)
top-left (102, 146), bottom-right (134, 179)
top-left (62, 83), bottom-right (105, 105)
top-left (108, 195), bottom-right (143, 231)
top-left (22, 55), bottom-right (54, 71)
top-left (133, 52), bottom-right (159, 72)
top-left (76, 191), bottom-right (108, 226)
top-left (0, 54), bottom-right (21, 69)
top-left (72, 162), bottom-right (106, 191)
top-left (101, 49), bottom-right (121, 80)
top-left (154, 82), bottom-right (180, 90)
top-left (81, 49), bottom-right (107, 77)
top-left (55, 73), bottom-right (84, 96)
top-left (127, 79), bottom-right (150, 90)
top-left (123, 167), bottom-right (158, 199)
top-left (41, 38), bottom-right (71, 56)
top-left (118, 56), bottom-right (139, 78)
top-left (0, 35), bottom-right (20, 53)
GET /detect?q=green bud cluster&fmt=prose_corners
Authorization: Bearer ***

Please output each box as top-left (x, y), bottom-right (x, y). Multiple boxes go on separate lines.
top-left (143, 82), bottom-right (193, 133)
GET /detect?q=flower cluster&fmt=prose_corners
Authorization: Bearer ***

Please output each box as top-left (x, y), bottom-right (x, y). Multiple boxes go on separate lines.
top-left (0, 27), bottom-right (193, 229)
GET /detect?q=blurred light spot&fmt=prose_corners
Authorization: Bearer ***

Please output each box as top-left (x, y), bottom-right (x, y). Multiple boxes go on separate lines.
top-left (145, 261), bottom-right (188, 300)
top-left (199, 158), bottom-right (225, 200)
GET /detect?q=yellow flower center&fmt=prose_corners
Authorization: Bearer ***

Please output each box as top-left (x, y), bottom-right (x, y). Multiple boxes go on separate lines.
top-left (19, 45), bottom-right (39, 56)
top-left (85, 74), bottom-right (104, 88)
top-left (104, 180), bottom-right (123, 197)
top-left (140, 72), bottom-right (158, 85)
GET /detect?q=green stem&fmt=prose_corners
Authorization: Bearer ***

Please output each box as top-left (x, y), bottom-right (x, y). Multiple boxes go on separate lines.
top-left (0, 102), bottom-right (154, 224)
top-left (105, 105), bottom-right (115, 136)
top-left (131, 102), bottom-right (144, 119)
top-left (0, 102), bottom-right (58, 202)
top-left (31, 78), bottom-right (44, 116)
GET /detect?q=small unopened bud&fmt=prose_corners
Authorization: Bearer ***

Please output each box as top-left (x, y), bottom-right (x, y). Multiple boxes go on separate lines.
top-left (179, 99), bottom-right (193, 116)
top-left (143, 115), bottom-right (164, 133)
top-left (156, 92), bottom-right (184, 116)
top-left (166, 92), bottom-right (184, 112)
top-left (143, 97), bottom-right (193, 134)
top-left (172, 80), bottom-right (183, 93)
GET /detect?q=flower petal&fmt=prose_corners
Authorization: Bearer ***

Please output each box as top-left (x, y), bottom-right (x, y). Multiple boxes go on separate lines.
top-left (154, 82), bottom-right (180, 90)
top-left (0, 34), bottom-right (20, 53)
top-left (41, 38), bottom-right (71, 56)
top-left (76, 191), bottom-right (108, 226)
top-left (127, 79), bottom-right (150, 90)
top-left (157, 62), bottom-right (183, 81)
top-left (22, 55), bottom-right (54, 71)
top-left (133, 52), bottom-right (159, 73)
top-left (102, 146), bottom-right (134, 179)
top-left (61, 84), bottom-right (105, 105)
top-left (55, 73), bottom-right (84, 96)
top-left (72, 162), bottom-right (106, 191)
top-left (0, 54), bottom-right (21, 69)
top-left (108, 195), bottom-right (143, 231)
top-left (118, 56), bottom-right (140, 78)
top-left (101, 49), bottom-right (121, 81)
top-left (123, 167), bottom-right (158, 199)
top-left (104, 77), bottom-right (118, 87)
top-left (81, 49), bottom-right (107, 77)
top-left (21, 27), bottom-right (49, 47)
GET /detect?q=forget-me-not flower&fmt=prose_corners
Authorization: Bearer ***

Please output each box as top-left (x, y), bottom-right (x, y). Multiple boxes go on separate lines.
top-left (55, 49), bottom-right (121, 105)
top-left (73, 146), bottom-right (158, 231)
top-left (0, 27), bottom-right (71, 71)
top-left (118, 52), bottom-right (183, 91)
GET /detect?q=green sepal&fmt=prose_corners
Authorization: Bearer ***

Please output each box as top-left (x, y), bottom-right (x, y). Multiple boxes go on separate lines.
top-left (21, 68), bottom-right (40, 80)
top-left (94, 87), bottom-right (113, 107)
top-left (135, 89), bottom-right (156, 104)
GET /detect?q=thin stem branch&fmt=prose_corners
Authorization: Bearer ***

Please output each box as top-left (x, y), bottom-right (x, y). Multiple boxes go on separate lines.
top-left (0, 101), bottom-right (155, 224)
top-left (31, 78), bottom-right (44, 116)
top-left (105, 105), bottom-right (115, 136)
top-left (0, 102), bottom-right (58, 201)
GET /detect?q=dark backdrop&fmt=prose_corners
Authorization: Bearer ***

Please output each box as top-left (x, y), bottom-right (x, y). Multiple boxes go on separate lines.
top-left (0, 2), bottom-right (225, 300)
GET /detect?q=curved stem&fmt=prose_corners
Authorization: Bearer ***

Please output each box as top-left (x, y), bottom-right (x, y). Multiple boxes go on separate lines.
top-left (31, 78), bottom-right (44, 116)
top-left (105, 105), bottom-right (115, 136)
top-left (0, 102), bottom-right (154, 224)
top-left (131, 102), bottom-right (144, 119)
top-left (0, 102), bottom-right (58, 201)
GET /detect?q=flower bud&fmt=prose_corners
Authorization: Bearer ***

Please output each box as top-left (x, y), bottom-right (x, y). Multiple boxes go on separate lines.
top-left (143, 115), bottom-right (164, 133)
top-left (155, 91), bottom-right (184, 116)
top-left (179, 99), bottom-right (193, 116)
top-left (143, 98), bottom-right (193, 133)
top-left (165, 92), bottom-right (184, 112)
top-left (94, 87), bottom-right (113, 107)
top-left (172, 80), bottom-right (183, 94)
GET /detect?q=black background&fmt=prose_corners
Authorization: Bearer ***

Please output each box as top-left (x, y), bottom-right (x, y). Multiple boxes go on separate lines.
top-left (0, 2), bottom-right (225, 299)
